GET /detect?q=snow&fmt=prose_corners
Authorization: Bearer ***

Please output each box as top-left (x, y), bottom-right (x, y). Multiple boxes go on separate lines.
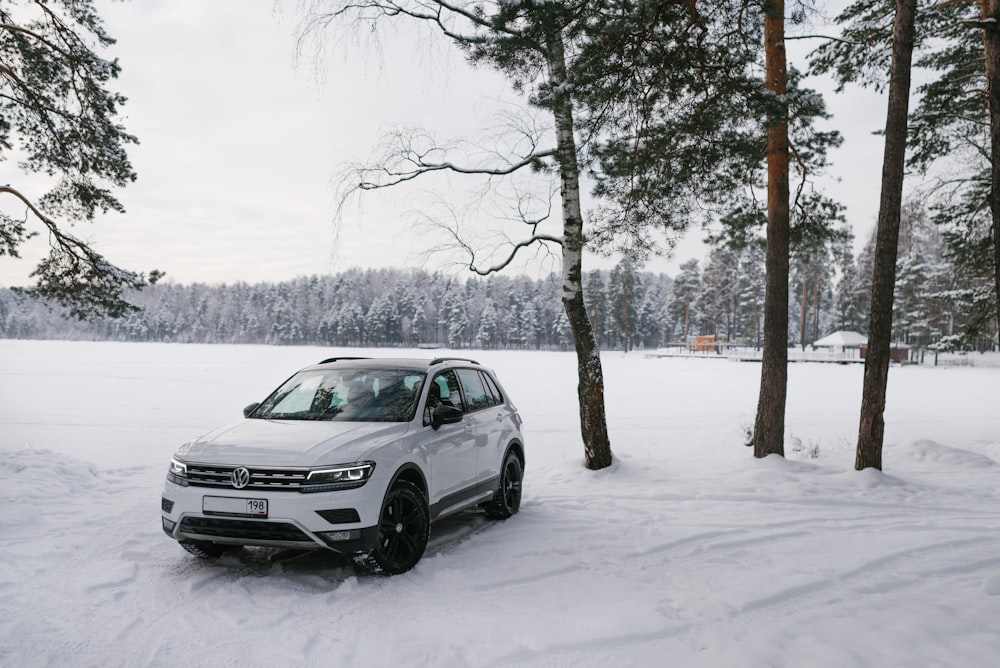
top-left (812, 330), bottom-right (867, 348)
top-left (1, 339), bottom-right (999, 667)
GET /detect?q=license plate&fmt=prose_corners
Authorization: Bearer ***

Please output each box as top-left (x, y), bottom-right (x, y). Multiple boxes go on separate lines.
top-left (203, 496), bottom-right (268, 518)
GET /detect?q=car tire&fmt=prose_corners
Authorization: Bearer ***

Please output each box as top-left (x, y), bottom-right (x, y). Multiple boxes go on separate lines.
top-left (485, 450), bottom-right (522, 520)
top-left (180, 540), bottom-right (242, 559)
top-left (356, 480), bottom-right (430, 575)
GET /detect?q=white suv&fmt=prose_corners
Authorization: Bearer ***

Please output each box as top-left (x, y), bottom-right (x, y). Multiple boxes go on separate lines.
top-left (161, 357), bottom-right (524, 574)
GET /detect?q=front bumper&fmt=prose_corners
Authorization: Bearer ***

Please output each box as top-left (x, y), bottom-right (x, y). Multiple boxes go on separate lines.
top-left (161, 477), bottom-right (384, 556)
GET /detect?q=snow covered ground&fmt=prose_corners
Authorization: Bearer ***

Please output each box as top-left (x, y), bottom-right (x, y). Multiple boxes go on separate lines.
top-left (1, 339), bottom-right (999, 667)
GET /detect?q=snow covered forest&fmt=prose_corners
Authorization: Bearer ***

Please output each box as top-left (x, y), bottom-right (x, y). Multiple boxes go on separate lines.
top-left (2, 201), bottom-right (995, 353)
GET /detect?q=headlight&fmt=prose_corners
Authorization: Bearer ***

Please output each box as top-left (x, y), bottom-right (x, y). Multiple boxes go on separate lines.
top-left (300, 462), bottom-right (375, 493)
top-left (167, 458), bottom-right (189, 486)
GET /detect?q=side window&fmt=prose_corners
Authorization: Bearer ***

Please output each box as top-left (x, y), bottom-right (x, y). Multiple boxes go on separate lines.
top-left (482, 372), bottom-right (504, 406)
top-left (425, 370), bottom-right (465, 424)
top-left (457, 368), bottom-right (489, 412)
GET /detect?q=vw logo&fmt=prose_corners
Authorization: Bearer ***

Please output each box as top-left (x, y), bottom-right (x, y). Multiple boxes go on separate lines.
top-left (231, 466), bottom-right (251, 489)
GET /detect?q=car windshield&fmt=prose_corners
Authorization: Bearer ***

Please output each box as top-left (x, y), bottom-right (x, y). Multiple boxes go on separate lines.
top-left (252, 368), bottom-right (425, 422)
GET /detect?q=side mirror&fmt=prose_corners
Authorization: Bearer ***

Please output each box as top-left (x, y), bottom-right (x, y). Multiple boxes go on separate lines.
top-left (243, 402), bottom-right (260, 418)
top-left (431, 404), bottom-right (463, 430)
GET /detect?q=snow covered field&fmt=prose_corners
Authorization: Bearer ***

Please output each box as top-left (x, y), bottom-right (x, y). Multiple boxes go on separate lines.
top-left (1, 340), bottom-right (999, 667)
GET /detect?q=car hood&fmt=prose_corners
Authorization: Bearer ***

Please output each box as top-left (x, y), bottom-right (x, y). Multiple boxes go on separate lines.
top-left (177, 419), bottom-right (410, 467)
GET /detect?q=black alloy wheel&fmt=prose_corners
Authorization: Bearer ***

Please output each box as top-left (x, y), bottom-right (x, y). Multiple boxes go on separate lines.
top-left (485, 450), bottom-right (522, 519)
top-left (362, 480), bottom-right (430, 575)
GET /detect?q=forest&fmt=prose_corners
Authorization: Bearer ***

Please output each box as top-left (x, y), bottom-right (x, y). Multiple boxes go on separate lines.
top-left (2, 199), bottom-right (993, 354)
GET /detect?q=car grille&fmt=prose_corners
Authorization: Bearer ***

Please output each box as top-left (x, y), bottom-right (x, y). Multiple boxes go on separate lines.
top-left (185, 463), bottom-right (309, 491)
top-left (179, 517), bottom-right (313, 543)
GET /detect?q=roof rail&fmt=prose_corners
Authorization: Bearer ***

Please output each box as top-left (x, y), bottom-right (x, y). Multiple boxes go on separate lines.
top-left (430, 357), bottom-right (480, 366)
top-left (318, 356), bottom-right (371, 364)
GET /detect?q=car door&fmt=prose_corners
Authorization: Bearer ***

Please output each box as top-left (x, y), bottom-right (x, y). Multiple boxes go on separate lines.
top-left (454, 368), bottom-right (506, 489)
top-left (422, 369), bottom-right (479, 511)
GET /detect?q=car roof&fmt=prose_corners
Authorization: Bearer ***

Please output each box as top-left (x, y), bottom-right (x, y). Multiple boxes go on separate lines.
top-left (304, 357), bottom-right (484, 372)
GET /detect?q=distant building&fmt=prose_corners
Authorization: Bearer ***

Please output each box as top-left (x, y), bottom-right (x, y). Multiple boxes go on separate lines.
top-left (813, 330), bottom-right (911, 363)
top-left (812, 330), bottom-right (867, 357)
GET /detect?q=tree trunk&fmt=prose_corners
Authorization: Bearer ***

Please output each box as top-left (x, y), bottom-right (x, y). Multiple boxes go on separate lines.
top-left (811, 273), bottom-right (821, 343)
top-left (546, 29), bottom-right (613, 470)
top-left (684, 292), bottom-right (691, 340)
top-left (856, 0), bottom-right (917, 471)
top-left (753, 0), bottom-right (790, 458)
top-left (986, 0), bottom-right (1000, 344)
top-left (800, 264), bottom-right (809, 351)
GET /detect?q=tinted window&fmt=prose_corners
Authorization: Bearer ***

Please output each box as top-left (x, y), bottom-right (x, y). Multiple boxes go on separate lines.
top-left (482, 372), bottom-right (504, 406)
top-left (457, 368), bottom-right (490, 411)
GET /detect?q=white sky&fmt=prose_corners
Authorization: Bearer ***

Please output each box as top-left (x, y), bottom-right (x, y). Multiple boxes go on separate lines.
top-left (0, 0), bottom-right (885, 288)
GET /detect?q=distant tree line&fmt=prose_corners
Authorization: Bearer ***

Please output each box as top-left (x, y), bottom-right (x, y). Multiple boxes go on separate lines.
top-left (3, 202), bottom-right (995, 354)
top-left (0, 267), bottom-right (669, 351)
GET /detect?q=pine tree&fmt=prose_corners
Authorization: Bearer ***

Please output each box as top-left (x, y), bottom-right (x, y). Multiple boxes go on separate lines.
top-left (732, 243), bottom-right (766, 347)
top-left (812, 0), bottom-right (998, 350)
top-left (1, 0), bottom-right (160, 318)
top-left (608, 258), bottom-right (639, 351)
top-left (584, 270), bottom-right (608, 349)
top-left (477, 299), bottom-right (499, 349)
top-left (670, 260), bottom-right (702, 342)
top-left (698, 247), bottom-right (740, 342)
top-left (412, 296), bottom-right (428, 346)
top-left (637, 283), bottom-right (665, 349)
top-left (830, 227), bottom-right (863, 333)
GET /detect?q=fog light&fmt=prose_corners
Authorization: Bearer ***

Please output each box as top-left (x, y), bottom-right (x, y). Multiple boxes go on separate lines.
top-left (161, 497), bottom-right (175, 513)
top-left (162, 517), bottom-right (176, 535)
top-left (319, 529), bottom-right (360, 545)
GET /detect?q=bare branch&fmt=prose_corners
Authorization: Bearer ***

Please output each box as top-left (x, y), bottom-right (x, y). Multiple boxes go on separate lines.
top-left (788, 139), bottom-right (808, 212)
top-left (785, 34), bottom-right (860, 45)
top-left (356, 148), bottom-right (557, 190)
top-left (430, 209), bottom-right (563, 276)
top-left (300, 0), bottom-right (499, 49)
top-left (467, 233), bottom-right (563, 275)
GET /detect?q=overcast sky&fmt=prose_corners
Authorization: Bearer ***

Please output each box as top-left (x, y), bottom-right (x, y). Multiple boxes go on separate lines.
top-left (1, 0), bottom-right (885, 289)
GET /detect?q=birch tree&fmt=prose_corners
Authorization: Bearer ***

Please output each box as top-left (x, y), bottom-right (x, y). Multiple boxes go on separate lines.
top-left (299, 0), bottom-right (765, 469)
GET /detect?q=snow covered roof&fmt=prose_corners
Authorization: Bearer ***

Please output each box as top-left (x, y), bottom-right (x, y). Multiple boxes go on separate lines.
top-left (813, 330), bottom-right (868, 347)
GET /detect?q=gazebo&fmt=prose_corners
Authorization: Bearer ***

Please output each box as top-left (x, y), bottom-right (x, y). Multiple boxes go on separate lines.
top-left (814, 330), bottom-right (911, 362)
top-left (813, 330), bottom-right (868, 352)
